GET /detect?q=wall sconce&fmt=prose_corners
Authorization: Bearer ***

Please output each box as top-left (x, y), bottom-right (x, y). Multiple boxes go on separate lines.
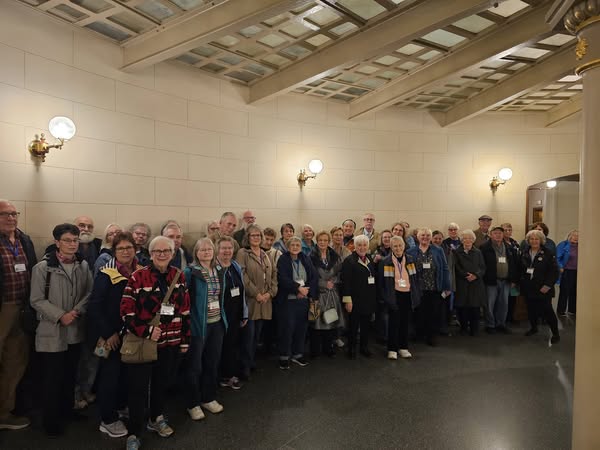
top-left (546, 180), bottom-right (557, 189)
top-left (28, 116), bottom-right (77, 162)
top-left (297, 159), bottom-right (324, 188)
top-left (489, 167), bottom-right (513, 193)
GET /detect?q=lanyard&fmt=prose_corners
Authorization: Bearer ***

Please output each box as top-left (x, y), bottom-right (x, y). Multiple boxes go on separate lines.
top-left (3, 238), bottom-right (19, 258)
top-left (292, 259), bottom-right (302, 279)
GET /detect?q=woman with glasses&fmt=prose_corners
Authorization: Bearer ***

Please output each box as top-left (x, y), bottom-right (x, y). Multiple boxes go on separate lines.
top-left (236, 225), bottom-right (276, 381)
top-left (88, 232), bottom-right (142, 438)
top-left (120, 236), bottom-right (190, 450)
top-left (30, 223), bottom-right (93, 436)
top-left (129, 223), bottom-right (151, 267)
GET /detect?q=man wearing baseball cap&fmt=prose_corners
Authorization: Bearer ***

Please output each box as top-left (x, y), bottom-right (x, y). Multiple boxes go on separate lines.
top-left (474, 215), bottom-right (493, 248)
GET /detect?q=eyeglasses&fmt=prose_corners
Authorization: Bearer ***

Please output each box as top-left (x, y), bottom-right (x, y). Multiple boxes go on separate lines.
top-left (133, 231), bottom-right (148, 237)
top-left (448, 228), bottom-right (458, 231)
top-left (77, 223), bottom-right (94, 230)
top-left (364, 218), bottom-right (375, 221)
top-left (0, 212), bottom-right (20, 218)
top-left (151, 249), bottom-right (173, 256)
top-left (60, 238), bottom-right (80, 244)
top-left (243, 216), bottom-right (256, 221)
top-left (248, 234), bottom-right (261, 238)
top-left (115, 245), bottom-right (135, 253)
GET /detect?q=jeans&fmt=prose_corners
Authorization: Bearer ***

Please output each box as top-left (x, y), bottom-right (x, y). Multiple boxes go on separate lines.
top-left (186, 322), bottom-right (225, 408)
top-left (241, 319), bottom-right (264, 374)
top-left (387, 291), bottom-right (411, 351)
top-left (96, 348), bottom-right (127, 424)
top-left (485, 280), bottom-right (509, 328)
top-left (277, 298), bottom-right (308, 360)
top-left (557, 269), bottom-right (577, 314)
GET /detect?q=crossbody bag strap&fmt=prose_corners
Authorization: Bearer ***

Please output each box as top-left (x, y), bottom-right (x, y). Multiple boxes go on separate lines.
top-left (45, 271), bottom-right (52, 299)
top-left (149, 269), bottom-right (182, 327)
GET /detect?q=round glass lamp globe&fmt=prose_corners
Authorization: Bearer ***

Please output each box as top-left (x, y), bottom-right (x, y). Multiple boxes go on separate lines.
top-left (498, 167), bottom-right (513, 181)
top-left (546, 180), bottom-right (557, 188)
top-left (308, 159), bottom-right (324, 175)
top-left (48, 116), bottom-right (76, 140)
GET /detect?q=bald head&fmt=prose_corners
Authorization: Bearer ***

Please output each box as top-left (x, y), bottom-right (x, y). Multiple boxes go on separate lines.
top-left (0, 199), bottom-right (18, 237)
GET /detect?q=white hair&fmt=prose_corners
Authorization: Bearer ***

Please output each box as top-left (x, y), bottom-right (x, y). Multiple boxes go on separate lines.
top-left (461, 229), bottom-right (476, 240)
top-left (354, 235), bottom-right (370, 246)
top-left (448, 222), bottom-right (460, 230)
top-left (149, 236), bottom-right (175, 253)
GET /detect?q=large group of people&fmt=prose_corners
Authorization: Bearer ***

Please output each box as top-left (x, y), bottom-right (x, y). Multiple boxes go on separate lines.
top-left (0, 200), bottom-right (578, 449)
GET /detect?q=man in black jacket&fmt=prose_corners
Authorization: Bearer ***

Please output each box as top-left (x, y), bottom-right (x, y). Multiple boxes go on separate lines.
top-left (480, 226), bottom-right (519, 333)
top-left (0, 199), bottom-right (37, 430)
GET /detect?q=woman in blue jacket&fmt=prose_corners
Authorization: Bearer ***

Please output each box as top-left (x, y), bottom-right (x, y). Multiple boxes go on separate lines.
top-left (556, 229), bottom-right (578, 316)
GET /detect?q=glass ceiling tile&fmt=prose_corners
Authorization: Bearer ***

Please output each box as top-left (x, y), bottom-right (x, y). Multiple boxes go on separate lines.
top-left (374, 55), bottom-right (401, 66)
top-left (322, 82), bottom-right (345, 91)
top-left (446, 78), bottom-right (470, 86)
top-left (343, 87), bottom-right (369, 96)
top-left (510, 47), bottom-right (550, 59)
top-left (243, 63), bottom-right (272, 76)
top-left (421, 29), bottom-right (466, 48)
top-left (488, 0), bottom-right (529, 17)
top-left (331, 94), bottom-right (354, 102)
top-left (305, 34), bottom-right (331, 47)
top-left (358, 78), bottom-right (386, 89)
top-left (418, 50), bottom-right (441, 61)
top-left (176, 54), bottom-right (201, 65)
top-left (51, 4), bottom-right (87, 21)
top-left (398, 61), bottom-right (419, 70)
top-left (295, 86), bottom-right (311, 93)
top-left (337, 0), bottom-right (386, 20)
top-left (538, 34), bottom-right (576, 47)
top-left (262, 13), bottom-right (287, 26)
top-left (356, 65), bottom-right (379, 75)
top-left (545, 84), bottom-right (563, 90)
top-left (261, 54), bottom-right (291, 67)
top-left (281, 45), bottom-right (311, 58)
top-left (225, 70), bottom-right (260, 83)
top-left (109, 12), bottom-right (148, 34)
top-left (219, 54), bottom-right (244, 65)
top-left (238, 25), bottom-right (262, 38)
top-left (396, 43), bottom-right (423, 55)
top-left (330, 22), bottom-right (358, 36)
top-left (311, 90), bottom-right (329, 96)
top-left (568, 84), bottom-right (583, 90)
top-left (85, 21), bottom-right (130, 41)
top-left (306, 7), bottom-right (339, 26)
top-left (200, 63), bottom-right (226, 73)
top-left (213, 35), bottom-right (240, 48)
top-left (71, 0), bottom-right (112, 14)
top-left (463, 67), bottom-right (492, 78)
top-left (338, 73), bottom-right (362, 83)
top-left (507, 62), bottom-right (527, 70)
top-left (553, 91), bottom-right (577, 97)
top-left (307, 80), bottom-right (324, 87)
top-left (558, 75), bottom-right (581, 82)
top-left (480, 59), bottom-right (509, 69)
top-left (280, 22), bottom-right (311, 38)
top-left (258, 33), bottom-right (288, 48)
top-left (378, 70), bottom-right (400, 80)
top-left (236, 43), bottom-right (267, 58)
top-left (135, 0), bottom-right (174, 21)
top-left (170, 0), bottom-right (206, 10)
top-left (291, 3), bottom-right (318, 14)
top-left (191, 46), bottom-right (217, 57)
top-left (487, 73), bottom-right (508, 80)
top-left (452, 15), bottom-right (495, 33)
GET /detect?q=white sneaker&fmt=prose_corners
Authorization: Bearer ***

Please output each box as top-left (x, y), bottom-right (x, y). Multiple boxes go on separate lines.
top-left (399, 349), bottom-right (412, 358)
top-left (335, 338), bottom-right (345, 348)
top-left (387, 351), bottom-right (398, 360)
top-left (187, 406), bottom-right (205, 421)
top-left (201, 400), bottom-right (224, 414)
top-left (99, 420), bottom-right (128, 438)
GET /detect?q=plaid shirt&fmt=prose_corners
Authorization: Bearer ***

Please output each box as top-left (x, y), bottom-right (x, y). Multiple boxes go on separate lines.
top-left (0, 231), bottom-right (30, 305)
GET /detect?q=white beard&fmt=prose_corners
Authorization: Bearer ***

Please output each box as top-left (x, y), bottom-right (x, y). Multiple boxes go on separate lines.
top-left (79, 232), bottom-right (94, 244)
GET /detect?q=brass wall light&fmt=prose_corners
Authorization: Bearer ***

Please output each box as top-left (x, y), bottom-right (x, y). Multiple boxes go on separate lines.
top-left (297, 159), bottom-right (324, 189)
top-left (489, 167), bottom-right (513, 193)
top-left (29, 116), bottom-right (77, 162)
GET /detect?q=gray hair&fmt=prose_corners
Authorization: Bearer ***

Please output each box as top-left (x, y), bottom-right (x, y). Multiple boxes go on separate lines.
top-left (461, 229), bottom-right (476, 241)
top-left (103, 223), bottom-right (122, 244)
top-left (390, 235), bottom-right (405, 247)
top-left (417, 227), bottom-right (432, 237)
top-left (526, 229), bottom-right (546, 245)
top-left (448, 222), bottom-right (460, 230)
top-left (192, 238), bottom-right (216, 266)
top-left (129, 222), bottom-right (151, 236)
top-left (354, 234), bottom-right (370, 246)
top-left (286, 236), bottom-right (302, 249)
top-left (220, 211), bottom-right (236, 222)
top-left (149, 236), bottom-right (175, 253)
top-left (162, 223), bottom-right (182, 235)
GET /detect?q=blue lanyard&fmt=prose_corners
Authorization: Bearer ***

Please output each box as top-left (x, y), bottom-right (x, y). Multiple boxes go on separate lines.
top-left (3, 238), bottom-right (19, 258)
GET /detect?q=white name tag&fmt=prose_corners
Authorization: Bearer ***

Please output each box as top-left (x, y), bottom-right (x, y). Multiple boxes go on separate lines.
top-left (14, 263), bottom-right (26, 273)
top-left (526, 268), bottom-right (534, 275)
top-left (398, 279), bottom-right (407, 288)
top-left (230, 287), bottom-right (240, 297)
top-left (368, 276), bottom-right (375, 285)
top-left (160, 304), bottom-right (174, 316)
top-left (297, 279), bottom-right (305, 287)
top-left (498, 257), bottom-right (507, 263)
top-left (208, 301), bottom-right (220, 311)
top-left (422, 263), bottom-right (431, 269)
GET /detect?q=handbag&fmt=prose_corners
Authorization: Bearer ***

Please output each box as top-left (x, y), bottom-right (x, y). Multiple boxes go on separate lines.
top-left (308, 300), bottom-right (321, 322)
top-left (121, 269), bottom-right (181, 364)
top-left (323, 308), bottom-right (339, 325)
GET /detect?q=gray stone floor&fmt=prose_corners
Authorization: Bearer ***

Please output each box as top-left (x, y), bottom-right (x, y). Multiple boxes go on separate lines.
top-left (1, 316), bottom-right (575, 450)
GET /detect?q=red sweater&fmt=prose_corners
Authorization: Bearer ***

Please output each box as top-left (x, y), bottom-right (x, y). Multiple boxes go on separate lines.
top-left (120, 265), bottom-right (190, 350)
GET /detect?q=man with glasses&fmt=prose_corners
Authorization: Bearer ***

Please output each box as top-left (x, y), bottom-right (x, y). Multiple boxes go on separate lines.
top-left (129, 223), bottom-right (151, 266)
top-left (0, 200), bottom-right (37, 430)
top-left (358, 213), bottom-right (380, 255)
top-left (233, 210), bottom-right (256, 248)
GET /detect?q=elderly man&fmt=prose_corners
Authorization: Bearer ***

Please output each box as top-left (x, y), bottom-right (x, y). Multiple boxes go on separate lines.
top-left (129, 222), bottom-right (151, 266)
top-left (233, 210), bottom-right (256, 247)
top-left (212, 212), bottom-right (239, 252)
top-left (474, 214), bottom-right (493, 248)
top-left (480, 226), bottom-right (519, 334)
top-left (74, 216), bottom-right (103, 270)
top-left (0, 200), bottom-right (37, 430)
top-left (358, 213), bottom-right (380, 254)
top-left (162, 221), bottom-right (191, 270)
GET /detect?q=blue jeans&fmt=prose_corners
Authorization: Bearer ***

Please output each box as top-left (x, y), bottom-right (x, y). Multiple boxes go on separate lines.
top-left (486, 280), bottom-right (509, 328)
top-left (277, 298), bottom-right (309, 360)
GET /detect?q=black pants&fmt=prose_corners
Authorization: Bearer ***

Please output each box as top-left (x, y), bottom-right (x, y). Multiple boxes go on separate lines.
top-left (457, 307), bottom-right (480, 335)
top-left (348, 311), bottom-right (371, 351)
top-left (557, 269), bottom-right (577, 314)
top-left (126, 346), bottom-right (178, 437)
top-left (418, 291), bottom-right (442, 342)
top-left (221, 306), bottom-right (243, 379)
top-left (41, 344), bottom-right (81, 432)
top-left (309, 328), bottom-right (335, 356)
top-left (387, 291), bottom-right (411, 351)
top-left (526, 297), bottom-right (559, 335)
top-left (96, 348), bottom-right (127, 424)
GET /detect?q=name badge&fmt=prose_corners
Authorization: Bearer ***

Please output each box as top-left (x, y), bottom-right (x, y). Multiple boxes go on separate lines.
top-left (230, 287), bottom-right (240, 297)
top-left (498, 257), bottom-right (507, 263)
top-left (398, 279), bottom-right (407, 288)
top-left (160, 304), bottom-right (175, 316)
top-left (297, 279), bottom-right (305, 287)
top-left (526, 268), bottom-right (534, 275)
top-left (407, 264), bottom-right (416, 275)
top-left (14, 263), bottom-right (26, 273)
top-left (368, 276), bottom-right (375, 285)
top-left (422, 263), bottom-right (431, 269)
top-left (208, 301), bottom-right (220, 311)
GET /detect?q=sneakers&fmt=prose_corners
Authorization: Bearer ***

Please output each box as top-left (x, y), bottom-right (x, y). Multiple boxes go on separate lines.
top-left (187, 406), bottom-right (205, 421)
top-left (200, 401), bottom-right (224, 414)
top-left (291, 356), bottom-right (309, 367)
top-left (126, 435), bottom-right (141, 450)
top-left (220, 377), bottom-right (242, 390)
top-left (399, 349), bottom-right (413, 359)
top-left (147, 415), bottom-right (174, 437)
top-left (100, 420), bottom-right (128, 438)
top-left (387, 351), bottom-right (398, 360)
top-left (0, 414), bottom-right (30, 430)
top-left (279, 359), bottom-right (290, 370)
top-left (335, 338), bottom-right (345, 348)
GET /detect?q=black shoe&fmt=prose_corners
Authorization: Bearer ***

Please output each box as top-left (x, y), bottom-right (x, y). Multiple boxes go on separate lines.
top-left (359, 348), bottom-right (372, 358)
top-left (485, 327), bottom-right (496, 334)
top-left (496, 326), bottom-right (510, 334)
top-left (291, 356), bottom-right (309, 367)
top-left (525, 328), bottom-right (538, 337)
top-left (279, 360), bottom-right (290, 370)
top-left (551, 335), bottom-right (560, 344)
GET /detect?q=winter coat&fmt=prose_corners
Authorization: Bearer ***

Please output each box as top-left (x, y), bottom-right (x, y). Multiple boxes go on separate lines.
top-left (453, 246), bottom-right (486, 308)
top-left (236, 248), bottom-right (277, 320)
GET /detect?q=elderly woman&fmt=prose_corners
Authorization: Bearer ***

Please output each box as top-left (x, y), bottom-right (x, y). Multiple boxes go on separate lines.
top-left (520, 230), bottom-right (560, 343)
top-left (406, 228), bottom-right (451, 346)
top-left (453, 230), bottom-right (486, 336)
top-left (341, 219), bottom-right (356, 252)
top-left (273, 223), bottom-right (295, 254)
top-left (236, 225), bottom-right (276, 381)
top-left (556, 229), bottom-right (578, 316)
top-left (330, 226), bottom-right (351, 260)
top-left (309, 231), bottom-right (344, 358)
top-left (206, 221), bottom-right (220, 240)
top-left (93, 223), bottom-right (123, 276)
top-left (120, 236), bottom-right (190, 449)
top-left (342, 235), bottom-right (377, 359)
top-left (301, 224), bottom-right (316, 256)
top-left (262, 227), bottom-right (282, 266)
top-left (377, 236), bottom-right (419, 360)
top-left (88, 232), bottom-right (141, 438)
top-left (30, 223), bottom-right (93, 437)
top-left (275, 236), bottom-right (318, 369)
top-left (442, 223), bottom-right (461, 253)
top-left (130, 223), bottom-right (151, 267)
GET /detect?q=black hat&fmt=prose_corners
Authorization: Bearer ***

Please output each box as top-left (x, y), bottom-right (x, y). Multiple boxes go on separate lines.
top-left (491, 226), bottom-right (504, 233)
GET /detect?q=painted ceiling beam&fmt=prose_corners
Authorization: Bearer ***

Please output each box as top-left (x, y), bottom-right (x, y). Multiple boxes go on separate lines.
top-left (546, 94), bottom-right (582, 127)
